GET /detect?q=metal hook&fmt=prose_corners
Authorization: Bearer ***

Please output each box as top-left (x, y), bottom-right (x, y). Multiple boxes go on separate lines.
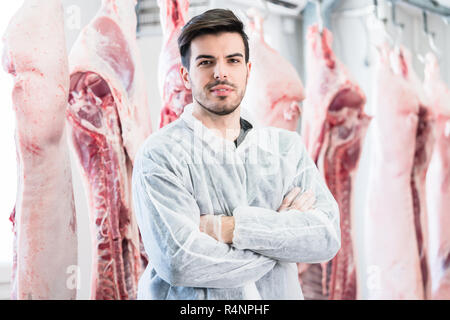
top-left (373, 0), bottom-right (387, 24)
top-left (423, 10), bottom-right (434, 38)
top-left (389, 0), bottom-right (404, 48)
top-left (373, 0), bottom-right (379, 19)
top-left (260, 0), bottom-right (270, 21)
top-left (245, 0), bottom-right (270, 24)
top-left (314, 0), bottom-right (324, 35)
top-left (244, 1), bottom-right (271, 38)
top-left (307, 0), bottom-right (323, 35)
top-left (372, 0), bottom-right (394, 46)
top-left (422, 10), bottom-right (441, 57)
top-left (389, 0), bottom-right (404, 30)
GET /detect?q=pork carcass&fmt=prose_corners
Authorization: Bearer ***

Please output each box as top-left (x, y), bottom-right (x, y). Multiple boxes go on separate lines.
top-left (2, 0), bottom-right (77, 299)
top-left (364, 44), bottom-right (434, 299)
top-left (299, 25), bottom-right (370, 300)
top-left (424, 53), bottom-right (450, 300)
top-left (158, 0), bottom-right (192, 128)
top-left (242, 9), bottom-right (305, 131)
top-left (67, 0), bottom-right (152, 299)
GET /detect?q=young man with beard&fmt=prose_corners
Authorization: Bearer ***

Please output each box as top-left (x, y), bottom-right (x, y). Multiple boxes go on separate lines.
top-left (132, 8), bottom-right (340, 300)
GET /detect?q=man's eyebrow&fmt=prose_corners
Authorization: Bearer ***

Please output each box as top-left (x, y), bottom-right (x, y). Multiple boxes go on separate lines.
top-left (225, 53), bottom-right (244, 58)
top-left (195, 55), bottom-right (216, 61)
top-left (195, 53), bottom-right (244, 61)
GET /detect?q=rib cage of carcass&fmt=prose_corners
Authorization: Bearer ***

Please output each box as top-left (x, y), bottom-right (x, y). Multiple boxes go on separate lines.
top-left (299, 25), bottom-right (371, 300)
top-left (157, 0), bottom-right (192, 128)
top-left (67, 0), bottom-right (153, 300)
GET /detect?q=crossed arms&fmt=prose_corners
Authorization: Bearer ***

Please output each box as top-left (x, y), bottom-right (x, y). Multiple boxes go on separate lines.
top-left (199, 187), bottom-right (317, 244)
top-left (132, 137), bottom-right (341, 288)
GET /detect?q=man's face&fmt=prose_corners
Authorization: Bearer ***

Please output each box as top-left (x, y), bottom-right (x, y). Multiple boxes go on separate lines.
top-left (180, 32), bottom-right (251, 116)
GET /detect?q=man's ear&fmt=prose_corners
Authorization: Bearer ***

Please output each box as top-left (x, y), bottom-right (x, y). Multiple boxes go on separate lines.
top-left (246, 61), bottom-right (252, 82)
top-left (180, 65), bottom-right (191, 90)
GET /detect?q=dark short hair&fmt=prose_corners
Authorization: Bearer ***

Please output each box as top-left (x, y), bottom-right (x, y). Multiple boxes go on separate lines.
top-left (178, 9), bottom-right (249, 70)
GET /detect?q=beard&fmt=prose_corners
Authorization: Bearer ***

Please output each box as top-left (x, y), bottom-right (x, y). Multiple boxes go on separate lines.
top-left (191, 76), bottom-right (247, 116)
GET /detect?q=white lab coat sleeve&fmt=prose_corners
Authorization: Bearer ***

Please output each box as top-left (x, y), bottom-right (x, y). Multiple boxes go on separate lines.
top-left (132, 150), bottom-right (277, 289)
top-left (231, 135), bottom-right (341, 263)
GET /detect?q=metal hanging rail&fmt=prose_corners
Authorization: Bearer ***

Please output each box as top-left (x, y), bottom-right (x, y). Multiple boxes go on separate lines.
top-left (136, 0), bottom-right (209, 36)
top-left (332, 0), bottom-right (449, 19)
top-left (401, 0), bottom-right (450, 18)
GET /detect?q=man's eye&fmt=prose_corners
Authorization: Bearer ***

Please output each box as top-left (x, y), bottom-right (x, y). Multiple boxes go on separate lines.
top-left (229, 59), bottom-right (240, 63)
top-left (199, 61), bottom-right (211, 66)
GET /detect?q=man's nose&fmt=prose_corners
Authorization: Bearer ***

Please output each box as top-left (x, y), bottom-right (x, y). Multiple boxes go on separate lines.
top-left (213, 62), bottom-right (228, 80)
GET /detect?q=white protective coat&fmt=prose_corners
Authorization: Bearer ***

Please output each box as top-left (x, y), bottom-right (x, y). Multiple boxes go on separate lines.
top-left (132, 103), bottom-right (340, 299)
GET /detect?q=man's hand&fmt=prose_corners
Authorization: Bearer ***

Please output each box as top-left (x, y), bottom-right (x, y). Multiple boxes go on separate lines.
top-left (277, 187), bottom-right (316, 212)
top-left (199, 215), bottom-right (235, 244)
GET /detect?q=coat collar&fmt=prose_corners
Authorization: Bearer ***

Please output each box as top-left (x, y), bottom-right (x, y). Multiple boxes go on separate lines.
top-left (180, 103), bottom-right (257, 154)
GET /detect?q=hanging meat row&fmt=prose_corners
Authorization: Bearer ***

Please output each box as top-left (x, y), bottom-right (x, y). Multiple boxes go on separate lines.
top-left (3, 0), bottom-right (449, 300)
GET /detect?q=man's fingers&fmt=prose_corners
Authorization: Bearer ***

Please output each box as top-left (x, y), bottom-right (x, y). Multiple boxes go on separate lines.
top-left (291, 190), bottom-right (316, 212)
top-left (293, 189), bottom-right (313, 205)
top-left (278, 188), bottom-right (299, 210)
top-left (293, 193), bottom-right (309, 208)
top-left (278, 187), bottom-right (302, 211)
top-left (285, 187), bottom-right (302, 204)
top-left (301, 196), bottom-right (316, 211)
top-left (199, 214), bottom-right (222, 241)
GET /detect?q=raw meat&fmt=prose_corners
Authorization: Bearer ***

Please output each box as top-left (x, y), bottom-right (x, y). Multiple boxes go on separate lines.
top-left (364, 44), bottom-right (434, 299)
top-left (424, 53), bottom-right (450, 300)
top-left (299, 25), bottom-right (370, 300)
top-left (242, 9), bottom-right (305, 131)
top-left (67, 0), bottom-right (152, 299)
top-left (2, 0), bottom-right (77, 299)
top-left (158, 0), bottom-right (192, 128)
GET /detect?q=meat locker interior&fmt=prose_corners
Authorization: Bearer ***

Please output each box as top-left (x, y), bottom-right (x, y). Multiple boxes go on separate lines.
top-left (0, 0), bottom-right (449, 301)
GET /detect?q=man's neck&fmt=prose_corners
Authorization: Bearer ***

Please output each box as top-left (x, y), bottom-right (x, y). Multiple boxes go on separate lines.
top-left (192, 102), bottom-right (241, 142)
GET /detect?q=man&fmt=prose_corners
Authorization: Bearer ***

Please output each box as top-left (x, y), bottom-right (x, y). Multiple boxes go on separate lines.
top-left (132, 8), bottom-right (340, 300)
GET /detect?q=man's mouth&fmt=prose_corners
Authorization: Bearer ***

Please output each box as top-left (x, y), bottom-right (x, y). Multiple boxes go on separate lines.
top-left (210, 85), bottom-right (234, 97)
